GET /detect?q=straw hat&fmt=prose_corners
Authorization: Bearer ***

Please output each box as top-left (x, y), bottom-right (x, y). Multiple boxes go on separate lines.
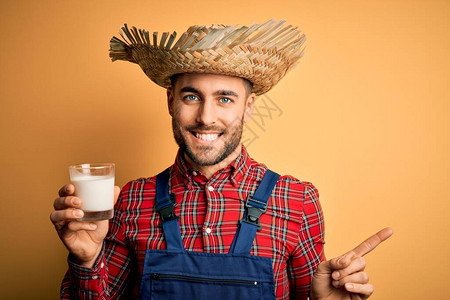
top-left (109, 19), bottom-right (306, 95)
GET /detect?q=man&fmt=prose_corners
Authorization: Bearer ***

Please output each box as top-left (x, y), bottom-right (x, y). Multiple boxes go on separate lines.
top-left (51, 20), bottom-right (392, 299)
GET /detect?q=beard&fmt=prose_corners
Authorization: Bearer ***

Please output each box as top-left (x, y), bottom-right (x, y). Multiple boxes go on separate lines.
top-left (172, 116), bottom-right (244, 166)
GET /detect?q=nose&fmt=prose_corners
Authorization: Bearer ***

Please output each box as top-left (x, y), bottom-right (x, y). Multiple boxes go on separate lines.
top-left (196, 99), bottom-right (217, 125)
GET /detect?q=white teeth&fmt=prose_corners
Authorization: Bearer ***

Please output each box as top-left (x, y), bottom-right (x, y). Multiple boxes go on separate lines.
top-left (195, 133), bottom-right (219, 141)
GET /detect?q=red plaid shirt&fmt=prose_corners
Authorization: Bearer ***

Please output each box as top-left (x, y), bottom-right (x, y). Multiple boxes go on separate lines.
top-left (61, 146), bottom-right (325, 299)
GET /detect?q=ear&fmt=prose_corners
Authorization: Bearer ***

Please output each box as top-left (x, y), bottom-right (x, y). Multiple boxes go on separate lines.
top-left (167, 88), bottom-right (174, 116)
top-left (243, 92), bottom-right (256, 123)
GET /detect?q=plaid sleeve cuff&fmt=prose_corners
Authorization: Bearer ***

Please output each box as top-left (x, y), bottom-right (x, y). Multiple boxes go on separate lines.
top-left (66, 247), bottom-right (107, 296)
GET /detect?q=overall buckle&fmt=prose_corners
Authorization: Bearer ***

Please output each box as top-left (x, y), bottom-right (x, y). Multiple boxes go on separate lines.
top-left (240, 198), bottom-right (268, 231)
top-left (157, 193), bottom-right (178, 222)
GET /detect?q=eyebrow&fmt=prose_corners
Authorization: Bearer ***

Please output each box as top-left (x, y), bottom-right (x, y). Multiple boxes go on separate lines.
top-left (214, 90), bottom-right (239, 97)
top-left (179, 86), bottom-right (239, 97)
top-left (179, 86), bottom-right (201, 94)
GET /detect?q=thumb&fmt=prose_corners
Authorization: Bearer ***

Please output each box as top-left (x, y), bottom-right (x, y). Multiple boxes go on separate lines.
top-left (316, 253), bottom-right (353, 275)
top-left (331, 252), bottom-right (354, 270)
top-left (114, 186), bottom-right (121, 204)
top-left (315, 259), bottom-right (333, 275)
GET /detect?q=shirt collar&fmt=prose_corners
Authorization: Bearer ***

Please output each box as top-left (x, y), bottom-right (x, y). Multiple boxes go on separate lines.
top-left (173, 144), bottom-right (251, 187)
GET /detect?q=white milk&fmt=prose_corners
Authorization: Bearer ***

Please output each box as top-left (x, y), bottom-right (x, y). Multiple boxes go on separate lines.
top-left (72, 176), bottom-right (114, 212)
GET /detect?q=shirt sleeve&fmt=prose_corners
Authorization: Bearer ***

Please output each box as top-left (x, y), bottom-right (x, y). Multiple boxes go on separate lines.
top-left (60, 183), bottom-right (135, 299)
top-left (287, 183), bottom-right (325, 300)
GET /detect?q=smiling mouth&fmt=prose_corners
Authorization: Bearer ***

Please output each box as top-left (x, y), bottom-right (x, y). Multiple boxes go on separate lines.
top-left (191, 131), bottom-right (222, 142)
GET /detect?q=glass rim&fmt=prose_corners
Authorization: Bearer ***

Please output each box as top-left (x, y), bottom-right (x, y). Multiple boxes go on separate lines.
top-left (69, 163), bottom-right (115, 170)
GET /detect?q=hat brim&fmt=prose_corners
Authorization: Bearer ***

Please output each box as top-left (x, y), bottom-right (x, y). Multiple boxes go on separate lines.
top-left (110, 20), bottom-right (305, 95)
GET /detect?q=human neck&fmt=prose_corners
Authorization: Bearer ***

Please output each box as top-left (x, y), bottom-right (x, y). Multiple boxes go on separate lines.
top-left (184, 145), bottom-right (242, 179)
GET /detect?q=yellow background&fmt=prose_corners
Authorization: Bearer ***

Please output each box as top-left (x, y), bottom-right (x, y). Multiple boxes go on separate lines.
top-left (1, 0), bottom-right (448, 299)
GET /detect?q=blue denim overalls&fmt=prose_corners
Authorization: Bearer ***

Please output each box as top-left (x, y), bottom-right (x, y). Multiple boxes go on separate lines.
top-left (139, 168), bottom-right (280, 299)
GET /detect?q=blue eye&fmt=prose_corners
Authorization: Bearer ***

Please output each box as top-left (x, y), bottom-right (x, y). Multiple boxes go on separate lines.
top-left (185, 95), bottom-right (199, 101)
top-left (220, 97), bottom-right (232, 104)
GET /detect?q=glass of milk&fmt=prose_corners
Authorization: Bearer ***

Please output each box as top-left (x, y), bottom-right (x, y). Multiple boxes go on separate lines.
top-left (69, 163), bottom-right (115, 221)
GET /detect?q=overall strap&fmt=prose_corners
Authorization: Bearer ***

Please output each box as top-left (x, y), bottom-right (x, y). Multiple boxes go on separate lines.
top-left (155, 168), bottom-right (184, 251)
top-left (229, 169), bottom-right (280, 254)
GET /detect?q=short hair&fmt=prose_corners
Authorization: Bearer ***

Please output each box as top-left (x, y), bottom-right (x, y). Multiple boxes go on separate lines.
top-left (170, 74), bottom-right (253, 96)
top-left (243, 78), bottom-right (254, 96)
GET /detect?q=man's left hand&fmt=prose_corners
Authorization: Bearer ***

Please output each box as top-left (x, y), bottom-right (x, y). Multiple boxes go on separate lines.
top-left (310, 227), bottom-right (393, 300)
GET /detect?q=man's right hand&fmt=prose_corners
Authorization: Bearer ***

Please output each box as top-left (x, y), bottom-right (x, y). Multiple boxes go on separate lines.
top-left (50, 184), bottom-right (121, 268)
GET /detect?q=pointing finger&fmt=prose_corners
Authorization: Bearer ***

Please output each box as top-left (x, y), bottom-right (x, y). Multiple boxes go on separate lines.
top-left (352, 227), bottom-right (394, 257)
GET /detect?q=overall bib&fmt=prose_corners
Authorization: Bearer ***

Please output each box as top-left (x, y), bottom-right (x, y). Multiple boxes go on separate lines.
top-left (139, 168), bottom-right (280, 299)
